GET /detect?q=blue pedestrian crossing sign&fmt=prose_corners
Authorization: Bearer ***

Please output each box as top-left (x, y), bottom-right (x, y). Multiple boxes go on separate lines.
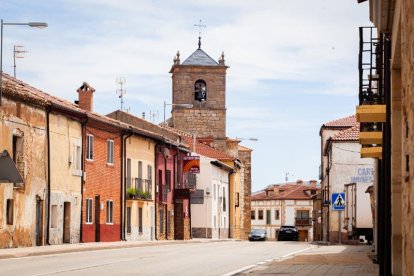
top-left (332, 193), bottom-right (346, 211)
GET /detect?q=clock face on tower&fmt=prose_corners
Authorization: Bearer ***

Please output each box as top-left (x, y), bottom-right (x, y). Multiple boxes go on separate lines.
top-left (194, 80), bottom-right (207, 102)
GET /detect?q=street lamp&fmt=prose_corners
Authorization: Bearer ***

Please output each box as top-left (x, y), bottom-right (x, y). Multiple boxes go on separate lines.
top-left (0, 19), bottom-right (48, 105)
top-left (163, 100), bottom-right (193, 128)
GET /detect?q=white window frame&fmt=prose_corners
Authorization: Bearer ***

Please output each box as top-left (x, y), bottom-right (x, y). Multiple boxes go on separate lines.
top-left (86, 198), bottom-right (93, 224)
top-left (86, 134), bottom-right (94, 161)
top-left (107, 139), bottom-right (114, 165)
top-left (72, 139), bottom-right (82, 176)
top-left (106, 200), bottom-right (114, 224)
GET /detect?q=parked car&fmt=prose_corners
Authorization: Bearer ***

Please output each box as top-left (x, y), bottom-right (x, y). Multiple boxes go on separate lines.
top-left (248, 229), bottom-right (267, 241)
top-left (277, 225), bottom-right (298, 241)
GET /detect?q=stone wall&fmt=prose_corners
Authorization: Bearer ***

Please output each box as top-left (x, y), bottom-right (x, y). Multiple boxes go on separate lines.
top-left (0, 95), bottom-right (48, 248)
top-left (238, 150), bottom-right (252, 240)
top-left (401, 1), bottom-right (414, 274)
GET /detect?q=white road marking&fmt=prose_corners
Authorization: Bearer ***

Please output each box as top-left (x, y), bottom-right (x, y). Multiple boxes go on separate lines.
top-left (221, 245), bottom-right (314, 276)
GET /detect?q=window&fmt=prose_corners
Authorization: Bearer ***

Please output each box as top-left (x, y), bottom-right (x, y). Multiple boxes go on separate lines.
top-left (194, 79), bottom-right (207, 102)
top-left (251, 210), bottom-right (256, 220)
top-left (86, 198), bottom-right (93, 224)
top-left (138, 161), bottom-right (143, 190)
top-left (126, 159), bottom-right (131, 189)
top-left (126, 207), bottom-right (131, 234)
top-left (266, 210), bottom-right (271, 224)
top-left (106, 200), bottom-right (113, 224)
top-left (6, 199), bottom-right (13, 225)
top-left (138, 207), bottom-right (143, 234)
top-left (86, 135), bottom-right (94, 160)
top-left (72, 139), bottom-right (82, 176)
top-left (297, 210), bottom-right (310, 219)
top-left (213, 184), bottom-right (217, 200)
top-left (166, 170), bottom-right (171, 192)
top-left (51, 205), bottom-right (58, 228)
top-left (159, 209), bottom-right (164, 233)
top-left (13, 134), bottom-right (24, 182)
top-left (275, 209), bottom-right (280, 220)
top-left (147, 165), bottom-right (152, 195)
top-left (223, 187), bottom-right (226, 212)
top-left (258, 210), bottom-right (264, 220)
top-left (107, 139), bottom-right (114, 164)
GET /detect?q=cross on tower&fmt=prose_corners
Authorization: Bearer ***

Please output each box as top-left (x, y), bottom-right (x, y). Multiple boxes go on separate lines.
top-left (194, 19), bottom-right (206, 49)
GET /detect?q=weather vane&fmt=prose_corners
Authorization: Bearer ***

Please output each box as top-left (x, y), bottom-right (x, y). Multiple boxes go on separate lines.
top-left (194, 19), bottom-right (206, 49)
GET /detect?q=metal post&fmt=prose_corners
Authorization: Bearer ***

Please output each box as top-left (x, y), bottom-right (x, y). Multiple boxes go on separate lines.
top-left (338, 211), bottom-right (341, 244)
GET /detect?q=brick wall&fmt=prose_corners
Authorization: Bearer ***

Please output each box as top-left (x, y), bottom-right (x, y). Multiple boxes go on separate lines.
top-left (82, 126), bottom-right (122, 242)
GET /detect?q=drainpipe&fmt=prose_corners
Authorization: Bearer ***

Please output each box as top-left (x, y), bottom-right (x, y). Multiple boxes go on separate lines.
top-left (326, 144), bottom-right (331, 242)
top-left (154, 144), bottom-right (158, 241)
top-left (46, 106), bottom-right (52, 245)
top-left (165, 147), bottom-right (168, 240)
top-left (122, 129), bottom-right (133, 241)
top-left (228, 171), bottom-right (232, 239)
top-left (79, 115), bottom-right (88, 243)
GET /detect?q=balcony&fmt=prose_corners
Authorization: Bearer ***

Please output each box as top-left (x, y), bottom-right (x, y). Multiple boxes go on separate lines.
top-left (356, 105), bottom-right (386, 123)
top-left (359, 131), bottom-right (382, 145)
top-left (361, 146), bottom-right (382, 159)
top-left (295, 218), bottom-right (312, 226)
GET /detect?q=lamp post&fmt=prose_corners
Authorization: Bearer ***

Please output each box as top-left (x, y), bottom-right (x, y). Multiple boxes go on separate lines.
top-left (0, 20), bottom-right (48, 106)
top-left (163, 100), bottom-right (193, 128)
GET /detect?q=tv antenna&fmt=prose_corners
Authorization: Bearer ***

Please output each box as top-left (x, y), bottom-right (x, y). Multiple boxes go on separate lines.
top-left (116, 77), bottom-right (126, 111)
top-left (13, 45), bottom-right (28, 78)
top-left (285, 172), bottom-right (294, 182)
top-left (149, 110), bottom-right (159, 123)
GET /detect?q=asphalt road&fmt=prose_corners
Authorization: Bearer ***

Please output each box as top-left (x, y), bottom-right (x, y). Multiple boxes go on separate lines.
top-left (0, 241), bottom-right (312, 276)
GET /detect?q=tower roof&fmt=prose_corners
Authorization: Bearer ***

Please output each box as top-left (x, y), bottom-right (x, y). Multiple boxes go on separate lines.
top-left (182, 48), bottom-right (219, 66)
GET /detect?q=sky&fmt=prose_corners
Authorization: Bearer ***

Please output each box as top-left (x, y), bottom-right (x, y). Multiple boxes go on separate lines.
top-left (2, 0), bottom-right (371, 192)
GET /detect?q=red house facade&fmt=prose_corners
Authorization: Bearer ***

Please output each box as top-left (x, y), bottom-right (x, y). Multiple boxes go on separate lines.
top-left (155, 144), bottom-right (191, 240)
top-left (76, 83), bottom-right (123, 242)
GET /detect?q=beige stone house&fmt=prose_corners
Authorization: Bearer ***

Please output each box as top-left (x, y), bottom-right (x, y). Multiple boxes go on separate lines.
top-left (251, 180), bottom-right (319, 241)
top-left (356, 0), bottom-right (414, 275)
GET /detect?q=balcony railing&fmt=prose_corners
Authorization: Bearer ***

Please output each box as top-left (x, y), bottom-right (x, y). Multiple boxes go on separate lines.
top-left (295, 218), bottom-right (312, 226)
top-left (358, 27), bottom-right (383, 106)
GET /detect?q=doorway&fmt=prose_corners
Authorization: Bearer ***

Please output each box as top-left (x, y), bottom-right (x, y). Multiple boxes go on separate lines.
top-left (174, 201), bottom-right (184, 240)
top-left (63, 202), bottom-right (71, 243)
top-left (35, 196), bottom-right (44, 246)
top-left (95, 195), bottom-right (100, 242)
top-left (298, 230), bottom-right (308, 242)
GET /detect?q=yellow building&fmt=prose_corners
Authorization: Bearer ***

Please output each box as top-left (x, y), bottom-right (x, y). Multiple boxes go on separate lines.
top-left (124, 134), bottom-right (156, 241)
top-left (48, 113), bottom-right (83, 244)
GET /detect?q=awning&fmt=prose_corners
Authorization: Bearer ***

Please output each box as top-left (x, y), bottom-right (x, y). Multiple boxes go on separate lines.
top-left (0, 150), bottom-right (24, 183)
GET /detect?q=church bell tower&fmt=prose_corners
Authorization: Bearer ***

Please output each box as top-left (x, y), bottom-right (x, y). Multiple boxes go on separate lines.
top-left (169, 38), bottom-right (228, 149)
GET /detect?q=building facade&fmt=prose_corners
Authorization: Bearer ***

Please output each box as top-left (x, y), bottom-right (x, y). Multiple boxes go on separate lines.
top-left (77, 83), bottom-right (123, 242)
top-left (251, 180), bottom-right (319, 241)
top-left (356, 1), bottom-right (414, 274)
top-left (0, 73), bottom-right (48, 248)
top-left (48, 111), bottom-right (83, 244)
top-left (324, 125), bottom-right (375, 244)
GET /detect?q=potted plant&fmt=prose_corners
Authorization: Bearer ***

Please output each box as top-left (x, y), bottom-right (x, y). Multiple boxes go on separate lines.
top-left (142, 191), bottom-right (151, 199)
top-left (127, 187), bottom-right (137, 199)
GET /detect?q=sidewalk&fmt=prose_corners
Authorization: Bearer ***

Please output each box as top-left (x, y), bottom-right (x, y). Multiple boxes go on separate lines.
top-left (237, 244), bottom-right (378, 276)
top-left (0, 238), bottom-right (233, 260)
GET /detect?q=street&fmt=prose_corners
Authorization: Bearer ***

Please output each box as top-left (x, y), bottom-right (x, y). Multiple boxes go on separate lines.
top-left (0, 241), bottom-right (311, 276)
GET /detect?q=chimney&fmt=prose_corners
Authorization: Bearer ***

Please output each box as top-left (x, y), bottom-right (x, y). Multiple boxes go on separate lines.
top-left (77, 82), bottom-right (95, 112)
top-left (296, 179), bottom-right (303, 185)
top-left (310, 180), bottom-right (317, 187)
top-left (273, 185), bottom-right (280, 196)
top-left (142, 112), bottom-right (146, 120)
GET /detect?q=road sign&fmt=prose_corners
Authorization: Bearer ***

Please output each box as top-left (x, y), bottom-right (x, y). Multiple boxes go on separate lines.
top-left (332, 193), bottom-right (345, 211)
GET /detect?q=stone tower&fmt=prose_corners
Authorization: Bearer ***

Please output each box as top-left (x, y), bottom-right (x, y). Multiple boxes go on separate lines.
top-left (169, 40), bottom-right (228, 150)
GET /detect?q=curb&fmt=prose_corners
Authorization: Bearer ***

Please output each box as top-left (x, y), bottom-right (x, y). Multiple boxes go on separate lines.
top-left (0, 239), bottom-right (237, 260)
